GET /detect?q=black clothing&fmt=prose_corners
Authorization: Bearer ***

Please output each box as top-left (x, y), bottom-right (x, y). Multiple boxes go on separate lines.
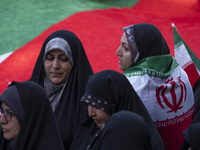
top-left (30, 30), bottom-right (93, 149)
top-left (134, 23), bottom-right (170, 63)
top-left (181, 111), bottom-right (200, 150)
top-left (181, 77), bottom-right (200, 149)
top-left (186, 122), bottom-right (200, 149)
top-left (91, 111), bottom-right (152, 150)
top-left (0, 81), bottom-right (64, 150)
top-left (193, 77), bottom-right (200, 115)
top-left (70, 70), bottom-right (164, 150)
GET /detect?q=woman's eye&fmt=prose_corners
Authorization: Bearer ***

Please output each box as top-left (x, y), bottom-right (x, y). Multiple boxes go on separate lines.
top-left (122, 43), bottom-right (129, 51)
top-left (123, 46), bottom-right (129, 51)
top-left (60, 56), bottom-right (69, 62)
top-left (45, 54), bottom-right (54, 60)
top-left (5, 111), bottom-right (11, 118)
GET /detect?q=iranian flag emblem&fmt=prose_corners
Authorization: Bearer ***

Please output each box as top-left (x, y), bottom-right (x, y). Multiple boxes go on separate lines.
top-left (123, 54), bottom-right (194, 149)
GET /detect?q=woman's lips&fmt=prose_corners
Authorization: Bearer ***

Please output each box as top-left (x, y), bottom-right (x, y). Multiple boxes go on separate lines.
top-left (2, 127), bottom-right (8, 133)
top-left (51, 72), bottom-right (62, 76)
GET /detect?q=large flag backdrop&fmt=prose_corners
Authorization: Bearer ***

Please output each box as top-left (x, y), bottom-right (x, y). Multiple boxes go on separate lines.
top-left (0, 0), bottom-right (200, 94)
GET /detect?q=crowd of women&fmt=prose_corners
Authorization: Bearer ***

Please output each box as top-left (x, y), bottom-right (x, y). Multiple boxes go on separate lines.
top-left (0, 23), bottom-right (199, 150)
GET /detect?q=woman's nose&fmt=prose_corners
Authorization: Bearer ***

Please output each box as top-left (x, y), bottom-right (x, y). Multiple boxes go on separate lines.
top-left (52, 59), bottom-right (61, 69)
top-left (116, 46), bottom-right (122, 56)
top-left (88, 105), bottom-right (95, 117)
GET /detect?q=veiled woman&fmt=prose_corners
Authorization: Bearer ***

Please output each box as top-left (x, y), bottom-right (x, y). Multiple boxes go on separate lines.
top-left (30, 30), bottom-right (93, 149)
top-left (70, 70), bottom-right (164, 150)
top-left (0, 81), bottom-right (65, 150)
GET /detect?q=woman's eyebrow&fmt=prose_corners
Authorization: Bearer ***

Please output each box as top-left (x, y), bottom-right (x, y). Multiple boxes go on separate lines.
top-left (122, 42), bottom-right (129, 47)
top-left (58, 54), bottom-right (66, 56)
top-left (5, 108), bottom-right (12, 112)
top-left (47, 53), bottom-right (65, 56)
top-left (121, 41), bottom-right (128, 45)
top-left (46, 53), bottom-right (54, 56)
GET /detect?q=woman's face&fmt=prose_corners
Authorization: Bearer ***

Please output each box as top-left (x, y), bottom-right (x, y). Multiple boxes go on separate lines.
top-left (0, 103), bottom-right (20, 140)
top-left (44, 49), bottom-right (72, 84)
top-left (88, 105), bottom-right (110, 128)
top-left (116, 33), bottom-right (132, 71)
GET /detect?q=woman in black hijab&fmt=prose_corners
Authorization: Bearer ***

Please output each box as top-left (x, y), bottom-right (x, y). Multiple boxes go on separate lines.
top-left (90, 110), bottom-right (152, 150)
top-left (70, 70), bottom-right (164, 150)
top-left (30, 30), bottom-right (93, 149)
top-left (0, 81), bottom-right (64, 150)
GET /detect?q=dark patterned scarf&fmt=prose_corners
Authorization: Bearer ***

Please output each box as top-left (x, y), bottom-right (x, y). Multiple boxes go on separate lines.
top-left (44, 76), bottom-right (66, 112)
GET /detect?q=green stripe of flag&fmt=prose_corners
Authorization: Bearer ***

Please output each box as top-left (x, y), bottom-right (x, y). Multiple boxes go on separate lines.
top-left (172, 23), bottom-right (200, 71)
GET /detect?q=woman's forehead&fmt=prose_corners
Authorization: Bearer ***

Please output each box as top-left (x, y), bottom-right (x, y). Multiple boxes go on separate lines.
top-left (47, 49), bottom-right (65, 55)
top-left (121, 33), bottom-right (128, 42)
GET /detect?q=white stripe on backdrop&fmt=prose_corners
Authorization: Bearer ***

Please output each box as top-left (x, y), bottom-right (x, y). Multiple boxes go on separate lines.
top-left (0, 52), bottom-right (13, 63)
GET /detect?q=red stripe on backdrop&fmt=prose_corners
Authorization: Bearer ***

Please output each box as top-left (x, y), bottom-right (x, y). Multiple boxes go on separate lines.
top-left (0, 0), bottom-right (200, 94)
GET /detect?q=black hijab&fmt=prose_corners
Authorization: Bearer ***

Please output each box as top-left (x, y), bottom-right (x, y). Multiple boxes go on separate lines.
top-left (192, 77), bottom-right (200, 115)
top-left (186, 122), bottom-right (200, 149)
top-left (180, 77), bottom-right (200, 150)
top-left (30, 30), bottom-right (93, 149)
top-left (123, 23), bottom-right (170, 64)
top-left (0, 81), bottom-right (64, 150)
top-left (181, 111), bottom-right (200, 150)
top-left (70, 70), bottom-right (164, 150)
top-left (92, 111), bottom-right (152, 150)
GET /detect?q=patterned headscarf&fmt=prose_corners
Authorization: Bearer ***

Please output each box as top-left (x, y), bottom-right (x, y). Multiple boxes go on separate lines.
top-left (81, 93), bottom-right (114, 115)
top-left (81, 71), bottom-right (116, 114)
top-left (44, 76), bottom-right (66, 112)
top-left (43, 37), bottom-right (74, 66)
top-left (123, 25), bottom-right (140, 65)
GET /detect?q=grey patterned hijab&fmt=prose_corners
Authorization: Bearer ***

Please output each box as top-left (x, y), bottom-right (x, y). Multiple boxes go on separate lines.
top-left (123, 23), bottom-right (170, 65)
top-left (43, 37), bottom-right (73, 66)
top-left (123, 25), bottom-right (140, 65)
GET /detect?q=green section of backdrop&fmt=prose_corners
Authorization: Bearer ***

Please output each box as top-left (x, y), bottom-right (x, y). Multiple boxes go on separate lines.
top-left (0, 0), bottom-right (138, 55)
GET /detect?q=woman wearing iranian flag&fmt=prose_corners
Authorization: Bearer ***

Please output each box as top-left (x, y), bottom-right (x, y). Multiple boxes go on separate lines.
top-left (116, 23), bottom-right (194, 150)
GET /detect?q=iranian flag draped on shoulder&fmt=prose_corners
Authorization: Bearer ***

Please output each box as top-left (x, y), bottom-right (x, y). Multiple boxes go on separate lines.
top-left (123, 51), bottom-right (194, 149)
top-left (121, 23), bottom-right (195, 149)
